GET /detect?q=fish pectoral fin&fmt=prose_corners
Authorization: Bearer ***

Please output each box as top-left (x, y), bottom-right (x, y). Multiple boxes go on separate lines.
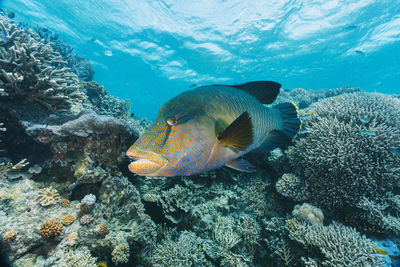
top-left (232, 81), bottom-right (281, 104)
top-left (258, 130), bottom-right (292, 152)
top-left (217, 111), bottom-right (253, 151)
top-left (225, 158), bottom-right (256, 173)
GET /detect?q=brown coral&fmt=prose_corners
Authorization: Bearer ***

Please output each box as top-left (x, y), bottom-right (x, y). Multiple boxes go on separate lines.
top-left (97, 224), bottom-right (109, 236)
top-left (3, 230), bottom-right (16, 241)
top-left (61, 214), bottom-right (75, 226)
top-left (37, 187), bottom-right (60, 206)
top-left (40, 219), bottom-right (63, 239)
top-left (61, 199), bottom-right (70, 208)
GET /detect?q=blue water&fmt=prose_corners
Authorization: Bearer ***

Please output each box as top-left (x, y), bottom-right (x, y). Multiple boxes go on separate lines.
top-left (2, 0), bottom-right (400, 118)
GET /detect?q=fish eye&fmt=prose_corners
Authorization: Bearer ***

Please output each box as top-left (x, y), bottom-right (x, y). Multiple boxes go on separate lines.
top-left (166, 117), bottom-right (177, 126)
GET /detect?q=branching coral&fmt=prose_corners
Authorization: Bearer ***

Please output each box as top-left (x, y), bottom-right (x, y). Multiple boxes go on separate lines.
top-left (0, 15), bottom-right (85, 113)
top-left (275, 173), bottom-right (309, 202)
top-left (287, 219), bottom-right (383, 266)
top-left (149, 231), bottom-right (210, 266)
top-left (111, 242), bottom-right (130, 265)
top-left (62, 248), bottom-right (97, 267)
top-left (40, 219), bottom-right (63, 239)
top-left (287, 93), bottom-right (400, 211)
top-left (0, 158), bottom-right (29, 175)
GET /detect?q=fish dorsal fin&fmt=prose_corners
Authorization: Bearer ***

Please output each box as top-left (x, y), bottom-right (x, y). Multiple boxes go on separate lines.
top-left (225, 158), bottom-right (256, 173)
top-left (217, 111), bottom-right (253, 151)
top-left (232, 81), bottom-right (281, 104)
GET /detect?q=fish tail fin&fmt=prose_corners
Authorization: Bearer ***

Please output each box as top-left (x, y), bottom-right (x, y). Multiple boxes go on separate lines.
top-left (275, 102), bottom-right (301, 139)
top-left (258, 102), bottom-right (300, 152)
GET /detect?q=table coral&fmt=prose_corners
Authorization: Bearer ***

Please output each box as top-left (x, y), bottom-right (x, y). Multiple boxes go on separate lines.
top-left (40, 219), bottom-right (63, 239)
top-left (37, 186), bottom-right (60, 206)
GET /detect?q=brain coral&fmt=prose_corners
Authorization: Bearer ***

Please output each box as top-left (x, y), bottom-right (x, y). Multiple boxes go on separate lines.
top-left (40, 219), bottom-right (63, 239)
top-left (287, 93), bottom-right (400, 211)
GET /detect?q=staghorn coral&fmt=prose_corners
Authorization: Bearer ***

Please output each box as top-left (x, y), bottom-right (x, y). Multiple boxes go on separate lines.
top-left (40, 219), bottom-right (63, 239)
top-left (292, 203), bottom-right (324, 225)
top-left (275, 173), bottom-right (309, 202)
top-left (355, 196), bottom-right (400, 235)
top-left (0, 16), bottom-right (85, 113)
top-left (0, 159), bottom-right (29, 175)
top-left (61, 214), bottom-right (75, 226)
top-left (37, 186), bottom-right (60, 206)
top-left (287, 93), bottom-right (400, 211)
top-left (111, 242), bottom-right (130, 265)
top-left (149, 231), bottom-right (210, 266)
top-left (287, 219), bottom-right (383, 266)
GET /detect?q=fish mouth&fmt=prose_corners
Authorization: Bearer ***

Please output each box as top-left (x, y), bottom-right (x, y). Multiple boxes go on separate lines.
top-left (126, 147), bottom-right (168, 175)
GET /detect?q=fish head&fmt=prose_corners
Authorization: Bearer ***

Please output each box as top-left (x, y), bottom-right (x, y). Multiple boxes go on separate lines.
top-left (126, 97), bottom-right (215, 176)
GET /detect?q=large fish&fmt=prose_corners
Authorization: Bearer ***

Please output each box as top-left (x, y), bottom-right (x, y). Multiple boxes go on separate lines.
top-left (126, 81), bottom-right (300, 177)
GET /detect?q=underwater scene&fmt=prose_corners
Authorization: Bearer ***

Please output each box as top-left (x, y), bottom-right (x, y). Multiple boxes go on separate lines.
top-left (0, 0), bottom-right (400, 266)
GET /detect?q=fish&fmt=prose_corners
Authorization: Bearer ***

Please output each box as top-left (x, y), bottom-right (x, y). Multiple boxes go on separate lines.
top-left (391, 148), bottom-right (400, 156)
top-left (375, 249), bottom-right (389, 255)
top-left (360, 117), bottom-right (370, 123)
top-left (104, 50), bottom-right (113, 56)
top-left (126, 81), bottom-right (301, 177)
top-left (343, 25), bottom-right (357, 31)
top-left (355, 50), bottom-right (365, 56)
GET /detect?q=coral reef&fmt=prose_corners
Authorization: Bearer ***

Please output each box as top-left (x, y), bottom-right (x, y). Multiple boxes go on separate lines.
top-left (287, 219), bottom-right (383, 266)
top-left (37, 186), bottom-right (60, 206)
top-left (61, 214), bottom-right (75, 226)
top-left (149, 231), bottom-right (211, 266)
top-left (0, 16), bottom-right (86, 113)
top-left (292, 203), bottom-right (324, 225)
top-left (275, 173), bottom-right (309, 202)
top-left (287, 92), bottom-right (400, 211)
top-left (111, 242), bottom-right (130, 265)
top-left (40, 219), bottom-right (63, 239)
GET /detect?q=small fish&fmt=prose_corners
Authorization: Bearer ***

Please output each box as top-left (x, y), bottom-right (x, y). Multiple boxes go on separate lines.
top-left (259, 184), bottom-right (265, 190)
top-left (90, 37), bottom-right (96, 42)
top-left (337, 96), bottom-right (342, 100)
top-left (375, 249), bottom-right (389, 255)
top-left (126, 81), bottom-right (301, 176)
top-left (287, 149), bottom-right (293, 153)
top-left (125, 81), bottom-right (130, 85)
top-left (360, 130), bottom-right (376, 136)
top-left (355, 50), bottom-right (365, 56)
top-left (104, 50), bottom-right (113, 56)
top-left (360, 117), bottom-right (370, 123)
top-left (343, 25), bottom-right (357, 31)
top-left (1, 31), bottom-right (7, 42)
top-left (199, 247), bottom-right (204, 251)
top-left (5, 9), bottom-right (15, 19)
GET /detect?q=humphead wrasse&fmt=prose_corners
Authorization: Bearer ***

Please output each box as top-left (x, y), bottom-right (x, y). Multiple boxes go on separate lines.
top-left (126, 81), bottom-right (301, 177)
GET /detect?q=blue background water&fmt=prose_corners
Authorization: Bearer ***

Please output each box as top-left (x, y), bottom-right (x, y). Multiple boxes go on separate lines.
top-left (2, 0), bottom-right (400, 118)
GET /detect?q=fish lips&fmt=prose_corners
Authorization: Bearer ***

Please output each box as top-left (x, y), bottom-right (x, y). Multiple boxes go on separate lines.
top-left (126, 148), bottom-right (168, 176)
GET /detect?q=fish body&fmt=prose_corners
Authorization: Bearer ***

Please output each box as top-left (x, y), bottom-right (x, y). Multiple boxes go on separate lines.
top-left (127, 81), bottom-right (300, 177)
